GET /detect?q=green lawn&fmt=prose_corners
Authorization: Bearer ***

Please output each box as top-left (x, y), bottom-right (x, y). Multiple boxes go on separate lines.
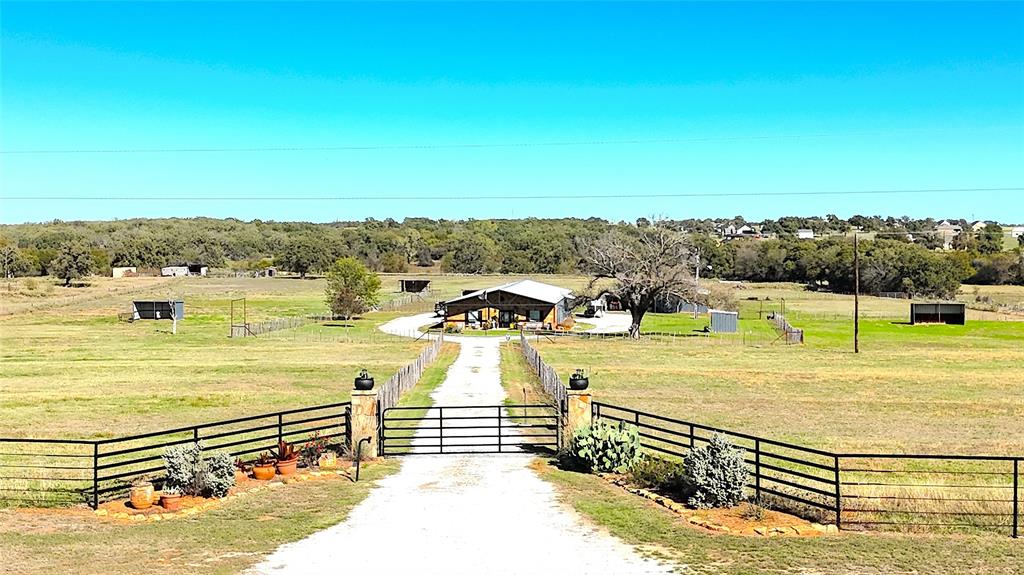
top-left (537, 289), bottom-right (1024, 455)
top-left (0, 277), bottom-right (429, 438)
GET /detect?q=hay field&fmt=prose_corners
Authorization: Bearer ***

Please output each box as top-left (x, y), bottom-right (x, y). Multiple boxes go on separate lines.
top-left (536, 284), bottom-right (1024, 455)
top-left (0, 276), bottom-right (428, 439)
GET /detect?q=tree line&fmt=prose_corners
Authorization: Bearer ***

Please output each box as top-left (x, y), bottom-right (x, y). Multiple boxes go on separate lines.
top-left (1, 217), bottom-right (1021, 295)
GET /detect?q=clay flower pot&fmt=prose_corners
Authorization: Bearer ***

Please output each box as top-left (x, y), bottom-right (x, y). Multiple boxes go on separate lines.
top-left (317, 452), bottom-right (338, 469)
top-left (160, 492), bottom-right (183, 511)
top-left (129, 482), bottom-right (154, 510)
top-left (234, 469), bottom-right (248, 484)
top-left (276, 458), bottom-right (298, 476)
top-left (253, 463), bottom-right (276, 481)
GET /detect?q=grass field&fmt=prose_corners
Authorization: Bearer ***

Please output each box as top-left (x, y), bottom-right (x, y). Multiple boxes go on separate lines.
top-left (537, 461), bottom-right (1024, 575)
top-left (0, 276), bottom-right (430, 438)
top-left (537, 283), bottom-right (1024, 455)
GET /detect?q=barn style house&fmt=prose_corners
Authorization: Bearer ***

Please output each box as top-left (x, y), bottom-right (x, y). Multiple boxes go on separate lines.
top-left (438, 279), bottom-right (576, 330)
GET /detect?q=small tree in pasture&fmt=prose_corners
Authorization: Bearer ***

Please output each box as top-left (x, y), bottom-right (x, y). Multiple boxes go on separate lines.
top-left (325, 257), bottom-right (382, 319)
top-left (52, 242), bottom-right (95, 286)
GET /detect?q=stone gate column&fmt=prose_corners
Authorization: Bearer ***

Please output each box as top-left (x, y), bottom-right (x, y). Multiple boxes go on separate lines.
top-left (564, 389), bottom-right (593, 438)
top-left (349, 389), bottom-right (379, 459)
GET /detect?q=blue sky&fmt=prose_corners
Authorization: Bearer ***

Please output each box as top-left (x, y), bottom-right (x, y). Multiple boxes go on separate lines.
top-left (1, 1), bottom-right (1022, 224)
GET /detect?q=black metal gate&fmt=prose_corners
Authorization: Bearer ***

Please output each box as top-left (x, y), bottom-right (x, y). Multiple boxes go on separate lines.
top-left (380, 404), bottom-right (560, 456)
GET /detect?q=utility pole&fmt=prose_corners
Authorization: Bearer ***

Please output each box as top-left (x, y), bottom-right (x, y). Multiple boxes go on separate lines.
top-left (693, 252), bottom-right (701, 319)
top-left (854, 233), bottom-right (860, 354)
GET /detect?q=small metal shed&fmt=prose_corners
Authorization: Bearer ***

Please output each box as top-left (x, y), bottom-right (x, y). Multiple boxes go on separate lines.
top-left (710, 309), bottom-right (738, 333)
top-left (910, 303), bottom-right (966, 325)
top-left (399, 279), bottom-right (431, 293)
top-left (132, 301), bottom-right (185, 321)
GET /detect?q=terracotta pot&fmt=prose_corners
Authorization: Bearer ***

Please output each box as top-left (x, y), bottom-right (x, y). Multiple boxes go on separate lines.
top-left (276, 458), bottom-right (298, 476)
top-left (317, 452), bottom-right (338, 469)
top-left (160, 493), bottom-right (183, 511)
top-left (253, 464), bottom-right (276, 481)
top-left (234, 469), bottom-right (248, 484)
top-left (129, 482), bottom-right (154, 510)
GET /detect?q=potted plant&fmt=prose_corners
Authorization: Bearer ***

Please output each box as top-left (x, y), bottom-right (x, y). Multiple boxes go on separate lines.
top-left (275, 440), bottom-right (299, 476)
top-left (252, 452), bottom-right (277, 480)
top-left (129, 479), bottom-right (155, 510)
top-left (160, 487), bottom-right (183, 511)
top-left (234, 458), bottom-right (251, 483)
top-left (569, 368), bottom-right (589, 390)
top-left (354, 369), bottom-right (374, 390)
top-left (317, 451), bottom-right (338, 470)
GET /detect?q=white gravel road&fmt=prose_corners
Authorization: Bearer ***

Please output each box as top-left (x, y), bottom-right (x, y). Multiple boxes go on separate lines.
top-left (248, 334), bottom-right (676, 575)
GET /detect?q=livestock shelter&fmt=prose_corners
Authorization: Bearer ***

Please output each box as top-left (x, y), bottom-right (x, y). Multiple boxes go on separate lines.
top-left (399, 279), bottom-right (431, 293)
top-left (910, 303), bottom-right (966, 325)
top-left (438, 279), bottom-right (576, 330)
top-left (131, 300), bottom-right (185, 321)
top-left (709, 309), bottom-right (738, 333)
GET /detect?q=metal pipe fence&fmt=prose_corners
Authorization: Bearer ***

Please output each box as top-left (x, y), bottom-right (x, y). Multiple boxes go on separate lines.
top-left (0, 402), bottom-right (350, 509)
top-left (592, 401), bottom-right (1022, 538)
top-left (766, 312), bottom-right (804, 344)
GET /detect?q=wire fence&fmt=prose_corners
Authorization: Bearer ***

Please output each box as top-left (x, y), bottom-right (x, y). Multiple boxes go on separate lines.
top-left (766, 313), bottom-right (804, 344)
top-left (377, 336), bottom-right (444, 412)
top-left (520, 332), bottom-right (567, 406)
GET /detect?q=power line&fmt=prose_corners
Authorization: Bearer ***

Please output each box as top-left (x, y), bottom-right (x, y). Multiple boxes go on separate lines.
top-left (2, 126), bottom-right (1019, 155)
top-left (1, 186), bottom-right (1020, 202)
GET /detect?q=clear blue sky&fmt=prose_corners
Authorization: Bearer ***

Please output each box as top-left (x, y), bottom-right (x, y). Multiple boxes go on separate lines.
top-left (1, 1), bottom-right (1022, 224)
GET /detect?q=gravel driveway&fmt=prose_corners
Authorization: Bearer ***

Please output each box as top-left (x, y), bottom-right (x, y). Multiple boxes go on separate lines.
top-left (248, 336), bottom-right (676, 575)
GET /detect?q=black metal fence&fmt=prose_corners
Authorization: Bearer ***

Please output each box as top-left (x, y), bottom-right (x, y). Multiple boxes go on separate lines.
top-left (0, 402), bottom-right (350, 509)
top-left (593, 402), bottom-right (1021, 538)
top-left (380, 404), bottom-right (560, 456)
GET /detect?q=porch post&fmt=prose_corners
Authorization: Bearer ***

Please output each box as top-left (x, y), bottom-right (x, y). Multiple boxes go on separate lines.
top-left (349, 389), bottom-right (379, 459)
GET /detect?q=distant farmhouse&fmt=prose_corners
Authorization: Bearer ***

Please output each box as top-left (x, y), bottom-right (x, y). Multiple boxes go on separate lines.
top-left (933, 220), bottom-right (963, 250)
top-left (796, 228), bottom-right (815, 240)
top-left (437, 279), bottom-right (575, 330)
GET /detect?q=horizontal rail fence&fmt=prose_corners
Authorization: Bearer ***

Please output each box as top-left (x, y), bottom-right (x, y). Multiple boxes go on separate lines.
top-left (378, 336), bottom-right (443, 412)
top-left (840, 455), bottom-right (1021, 537)
top-left (593, 402), bottom-right (839, 524)
top-left (0, 439), bottom-right (95, 507)
top-left (520, 332), bottom-right (567, 406)
top-left (381, 404), bottom-right (560, 456)
top-left (766, 312), bottom-right (804, 344)
top-left (592, 402), bottom-right (1022, 537)
top-left (0, 402), bottom-right (350, 509)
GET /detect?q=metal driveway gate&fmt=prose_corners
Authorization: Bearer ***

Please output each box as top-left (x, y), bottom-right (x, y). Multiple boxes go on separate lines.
top-left (380, 404), bottom-right (560, 456)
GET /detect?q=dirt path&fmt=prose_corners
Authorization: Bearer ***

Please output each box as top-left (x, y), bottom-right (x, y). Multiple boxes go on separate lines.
top-left (248, 336), bottom-right (676, 575)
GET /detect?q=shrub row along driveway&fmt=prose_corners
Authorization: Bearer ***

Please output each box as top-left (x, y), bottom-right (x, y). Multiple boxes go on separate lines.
top-left (248, 335), bottom-right (674, 574)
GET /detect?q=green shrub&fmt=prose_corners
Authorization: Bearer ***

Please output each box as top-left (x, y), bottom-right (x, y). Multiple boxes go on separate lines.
top-left (683, 433), bottom-right (749, 509)
top-left (201, 452), bottom-right (236, 498)
top-left (162, 443), bottom-right (204, 495)
top-left (628, 454), bottom-right (691, 498)
top-left (162, 442), bottom-right (236, 498)
top-left (563, 419), bottom-right (641, 473)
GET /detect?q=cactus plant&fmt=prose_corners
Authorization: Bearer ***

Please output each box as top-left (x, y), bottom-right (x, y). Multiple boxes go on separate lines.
top-left (564, 419), bottom-right (641, 473)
